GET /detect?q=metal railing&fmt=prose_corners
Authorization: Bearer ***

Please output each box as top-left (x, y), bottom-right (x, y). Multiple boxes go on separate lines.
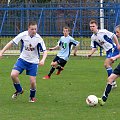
top-left (0, 2), bottom-right (120, 37)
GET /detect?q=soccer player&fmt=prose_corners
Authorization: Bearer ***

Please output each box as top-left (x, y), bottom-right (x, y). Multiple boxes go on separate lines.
top-left (98, 25), bottom-right (120, 105)
top-left (43, 26), bottom-right (79, 79)
top-left (0, 21), bottom-right (47, 102)
top-left (88, 20), bottom-right (120, 88)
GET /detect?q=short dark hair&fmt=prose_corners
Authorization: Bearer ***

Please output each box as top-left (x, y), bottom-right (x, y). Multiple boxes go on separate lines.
top-left (89, 19), bottom-right (98, 26)
top-left (115, 25), bottom-right (120, 31)
top-left (63, 26), bottom-right (70, 32)
top-left (28, 21), bottom-right (37, 27)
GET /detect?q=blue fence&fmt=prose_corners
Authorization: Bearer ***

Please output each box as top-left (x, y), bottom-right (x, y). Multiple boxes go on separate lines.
top-left (0, 2), bottom-right (120, 37)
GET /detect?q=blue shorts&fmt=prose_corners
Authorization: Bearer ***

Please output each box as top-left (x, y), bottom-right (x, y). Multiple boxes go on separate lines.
top-left (106, 47), bottom-right (119, 58)
top-left (13, 58), bottom-right (38, 76)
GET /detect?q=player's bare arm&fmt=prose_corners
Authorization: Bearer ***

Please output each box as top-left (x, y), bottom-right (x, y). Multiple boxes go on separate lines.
top-left (113, 35), bottom-right (120, 50)
top-left (73, 43), bottom-right (80, 56)
top-left (87, 48), bottom-right (97, 57)
top-left (0, 41), bottom-right (13, 58)
top-left (110, 54), bottom-right (120, 62)
top-left (39, 50), bottom-right (47, 66)
top-left (48, 45), bottom-right (59, 51)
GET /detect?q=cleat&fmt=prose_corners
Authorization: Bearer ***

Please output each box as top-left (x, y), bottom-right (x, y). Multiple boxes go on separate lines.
top-left (29, 97), bottom-right (36, 103)
top-left (112, 81), bottom-right (117, 89)
top-left (12, 89), bottom-right (24, 99)
top-left (56, 68), bottom-right (64, 75)
top-left (43, 75), bottom-right (50, 79)
top-left (98, 98), bottom-right (105, 106)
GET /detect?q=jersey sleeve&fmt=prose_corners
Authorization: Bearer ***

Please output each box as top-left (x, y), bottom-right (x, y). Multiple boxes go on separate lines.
top-left (12, 33), bottom-right (24, 45)
top-left (105, 29), bottom-right (115, 39)
top-left (90, 39), bottom-right (100, 48)
top-left (70, 37), bottom-right (79, 46)
top-left (57, 38), bottom-right (61, 46)
top-left (38, 37), bottom-right (46, 52)
top-left (12, 32), bottom-right (24, 45)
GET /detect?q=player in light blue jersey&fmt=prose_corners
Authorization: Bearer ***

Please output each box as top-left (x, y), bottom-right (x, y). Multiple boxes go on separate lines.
top-left (43, 26), bottom-right (79, 79)
top-left (88, 20), bottom-right (120, 88)
top-left (98, 25), bottom-right (120, 105)
top-left (0, 21), bottom-right (47, 102)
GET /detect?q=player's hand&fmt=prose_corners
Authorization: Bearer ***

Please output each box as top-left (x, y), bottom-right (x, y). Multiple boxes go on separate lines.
top-left (48, 48), bottom-right (53, 51)
top-left (73, 52), bottom-right (77, 56)
top-left (39, 60), bottom-right (45, 66)
top-left (87, 54), bottom-right (91, 58)
top-left (110, 57), bottom-right (116, 62)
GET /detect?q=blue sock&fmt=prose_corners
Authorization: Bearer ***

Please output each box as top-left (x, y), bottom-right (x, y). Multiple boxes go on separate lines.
top-left (30, 89), bottom-right (36, 98)
top-left (106, 67), bottom-right (112, 77)
top-left (102, 84), bottom-right (112, 102)
top-left (106, 67), bottom-right (116, 83)
top-left (14, 83), bottom-right (22, 93)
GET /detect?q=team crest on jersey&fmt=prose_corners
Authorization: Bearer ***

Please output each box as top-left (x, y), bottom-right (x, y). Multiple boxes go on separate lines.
top-left (98, 39), bottom-right (105, 45)
top-left (25, 44), bottom-right (35, 51)
top-left (61, 42), bottom-right (67, 49)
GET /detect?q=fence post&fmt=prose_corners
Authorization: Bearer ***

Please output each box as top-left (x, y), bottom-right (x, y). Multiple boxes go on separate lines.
top-left (0, 11), bottom-right (7, 34)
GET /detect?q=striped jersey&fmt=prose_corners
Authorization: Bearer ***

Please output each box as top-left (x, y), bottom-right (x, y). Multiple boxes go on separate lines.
top-left (91, 29), bottom-right (116, 51)
top-left (12, 31), bottom-right (46, 64)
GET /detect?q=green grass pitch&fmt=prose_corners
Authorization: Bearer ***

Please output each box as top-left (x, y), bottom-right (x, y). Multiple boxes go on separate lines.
top-left (0, 55), bottom-right (120, 120)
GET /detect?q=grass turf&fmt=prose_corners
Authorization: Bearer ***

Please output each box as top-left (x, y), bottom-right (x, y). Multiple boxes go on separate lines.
top-left (0, 55), bottom-right (120, 120)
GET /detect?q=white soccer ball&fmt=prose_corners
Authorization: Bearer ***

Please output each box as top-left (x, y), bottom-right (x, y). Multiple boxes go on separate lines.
top-left (86, 95), bottom-right (98, 106)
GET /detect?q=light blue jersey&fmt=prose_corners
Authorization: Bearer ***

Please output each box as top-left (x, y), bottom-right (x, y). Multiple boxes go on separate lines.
top-left (57, 35), bottom-right (79, 61)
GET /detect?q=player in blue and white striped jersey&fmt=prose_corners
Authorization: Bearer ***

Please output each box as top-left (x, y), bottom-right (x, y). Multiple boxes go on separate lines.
top-left (0, 21), bottom-right (47, 102)
top-left (88, 20), bottom-right (120, 88)
top-left (43, 26), bottom-right (79, 79)
top-left (98, 25), bottom-right (120, 105)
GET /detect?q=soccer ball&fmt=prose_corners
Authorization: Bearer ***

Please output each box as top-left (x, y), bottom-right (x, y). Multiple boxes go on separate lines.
top-left (86, 95), bottom-right (98, 106)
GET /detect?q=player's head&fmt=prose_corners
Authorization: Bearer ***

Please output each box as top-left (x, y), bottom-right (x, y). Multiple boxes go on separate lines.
top-left (28, 21), bottom-right (37, 37)
top-left (115, 25), bottom-right (120, 38)
top-left (89, 20), bottom-right (98, 33)
top-left (63, 26), bottom-right (70, 37)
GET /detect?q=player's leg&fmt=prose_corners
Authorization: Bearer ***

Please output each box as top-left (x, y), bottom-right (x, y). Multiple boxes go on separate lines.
top-left (29, 76), bottom-right (36, 102)
top-left (98, 63), bottom-right (120, 105)
top-left (104, 58), bottom-right (113, 76)
top-left (104, 47), bottom-right (119, 88)
top-left (49, 61), bottom-right (58, 75)
top-left (11, 70), bottom-right (24, 99)
top-left (43, 56), bottom-right (59, 79)
top-left (105, 48), bottom-right (117, 77)
top-left (109, 47), bottom-right (120, 88)
top-left (56, 66), bottom-right (64, 75)
top-left (26, 63), bottom-right (38, 102)
top-left (11, 59), bottom-right (24, 99)
top-left (56, 58), bottom-right (67, 75)
top-left (104, 58), bottom-right (117, 88)
top-left (43, 61), bottom-right (58, 79)
top-left (98, 73), bottom-right (119, 106)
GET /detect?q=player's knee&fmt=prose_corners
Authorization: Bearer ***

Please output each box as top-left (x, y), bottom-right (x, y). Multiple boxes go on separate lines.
top-left (30, 81), bottom-right (36, 88)
top-left (104, 59), bottom-right (112, 68)
top-left (51, 62), bottom-right (57, 67)
top-left (107, 77), bottom-right (113, 84)
top-left (104, 63), bottom-right (110, 68)
top-left (11, 72), bottom-right (18, 79)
